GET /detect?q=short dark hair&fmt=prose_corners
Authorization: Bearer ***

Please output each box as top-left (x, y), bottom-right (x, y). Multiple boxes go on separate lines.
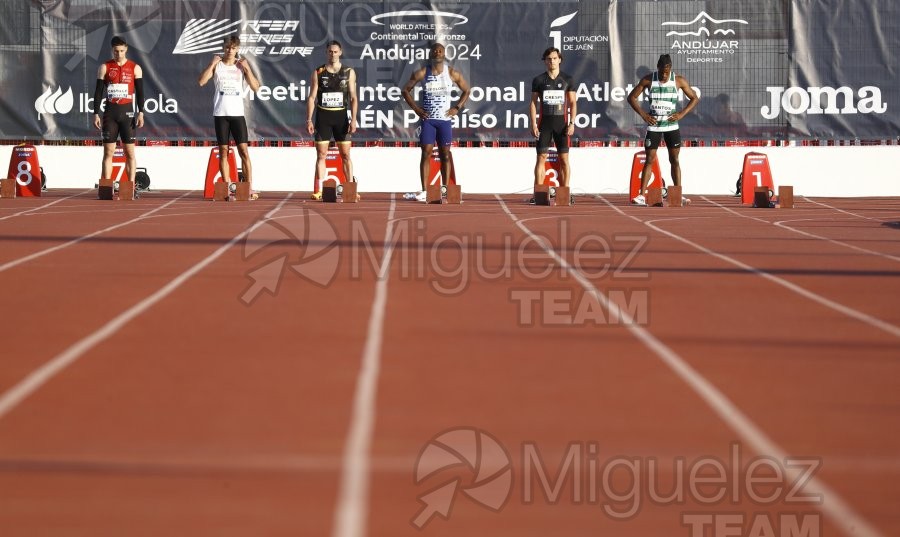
top-left (110, 36), bottom-right (127, 48)
top-left (326, 40), bottom-right (342, 49)
top-left (542, 47), bottom-right (562, 61)
top-left (657, 54), bottom-right (673, 67)
top-left (224, 35), bottom-right (240, 48)
top-left (429, 42), bottom-right (445, 52)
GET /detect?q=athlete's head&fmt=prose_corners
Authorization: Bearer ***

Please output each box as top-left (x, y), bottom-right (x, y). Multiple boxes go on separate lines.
top-left (657, 54), bottom-right (673, 79)
top-left (542, 47), bottom-right (562, 61)
top-left (429, 42), bottom-right (446, 63)
top-left (110, 36), bottom-right (128, 62)
top-left (223, 35), bottom-right (240, 50)
top-left (326, 40), bottom-right (343, 62)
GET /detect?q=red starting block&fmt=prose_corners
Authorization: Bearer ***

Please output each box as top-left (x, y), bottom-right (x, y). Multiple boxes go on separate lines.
top-left (6, 143), bottom-right (42, 197)
top-left (628, 151), bottom-right (664, 201)
top-left (204, 147), bottom-right (238, 199)
top-left (313, 147), bottom-right (348, 194)
top-left (428, 149), bottom-right (457, 189)
top-left (540, 149), bottom-right (561, 187)
top-left (740, 152), bottom-right (775, 206)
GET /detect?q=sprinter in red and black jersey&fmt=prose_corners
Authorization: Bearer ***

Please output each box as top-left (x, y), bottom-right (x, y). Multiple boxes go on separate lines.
top-left (93, 36), bottom-right (145, 186)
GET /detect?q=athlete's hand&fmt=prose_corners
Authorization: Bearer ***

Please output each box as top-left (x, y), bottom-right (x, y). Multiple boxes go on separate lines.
top-left (415, 107), bottom-right (428, 119)
top-left (644, 112), bottom-right (657, 126)
top-left (93, 114), bottom-right (101, 130)
top-left (237, 58), bottom-right (250, 74)
top-left (348, 119), bottom-right (357, 134)
top-left (668, 112), bottom-right (681, 122)
top-left (306, 120), bottom-right (314, 136)
top-left (135, 112), bottom-right (144, 128)
top-left (531, 125), bottom-right (539, 138)
top-left (209, 55), bottom-right (222, 68)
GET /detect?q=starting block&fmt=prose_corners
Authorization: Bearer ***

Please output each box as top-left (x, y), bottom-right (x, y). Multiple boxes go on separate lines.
top-left (98, 178), bottom-right (115, 200)
top-left (629, 151), bottom-right (664, 201)
top-left (6, 143), bottom-right (42, 197)
top-left (533, 184), bottom-right (551, 206)
top-left (667, 185), bottom-right (682, 207)
top-left (555, 186), bottom-right (572, 206)
top-left (213, 181), bottom-right (232, 201)
top-left (204, 147), bottom-right (238, 199)
top-left (445, 184), bottom-right (462, 204)
top-left (646, 187), bottom-right (664, 207)
top-left (0, 178), bottom-right (15, 198)
top-left (753, 186), bottom-right (774, 208)
top-left (234, 182), bottom-right (251, 201)
top-left (322, 179), bottom-right (338, 202)
top-left (426, 183), bottom-right (443, 204)
top-left (118, 179), bottom-right (135, 201)
top-left (341, 181), bottom-right (358, 203)
top-left (778, 185), bottom-right (793, 208)
top-left (741, 152), bottom-right (775, 206)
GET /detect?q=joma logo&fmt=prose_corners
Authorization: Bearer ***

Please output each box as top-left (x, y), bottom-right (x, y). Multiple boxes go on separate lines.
top-left (761, 86), bottom-right (887, 119)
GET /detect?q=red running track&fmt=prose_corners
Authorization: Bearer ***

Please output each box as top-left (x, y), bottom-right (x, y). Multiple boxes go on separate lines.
top-left (0, 189), bottom-right (898, 537)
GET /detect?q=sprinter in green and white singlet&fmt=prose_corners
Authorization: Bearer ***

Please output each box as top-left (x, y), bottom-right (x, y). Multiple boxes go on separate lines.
top-left (627, 54), bottom-right (700, 206)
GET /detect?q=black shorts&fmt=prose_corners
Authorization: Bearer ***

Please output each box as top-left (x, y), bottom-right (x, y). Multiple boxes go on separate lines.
top-left (537, 115), bottom-right (569, 154)
top-left (101, 103), bottom-right (136, 144)
top-left (644, 129), bottom-right (682, 151)
top-left (314, 108), bottom-right (351, 143)
top-left (214, 116), bottom-right (249, 146)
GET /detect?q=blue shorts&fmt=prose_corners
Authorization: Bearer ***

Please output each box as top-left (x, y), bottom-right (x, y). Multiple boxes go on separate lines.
top-left (420, 118), bottom-right (453, 147)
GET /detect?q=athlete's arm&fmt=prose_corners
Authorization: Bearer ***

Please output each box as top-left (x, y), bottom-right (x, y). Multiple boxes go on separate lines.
top-left (448, 68), bottom-right (470, 117)
top-left (93, 63), bottom-right (107, 129)
top-left (198, 55), bottom-right (221, 87)
top-left (566, 77), bottom-right (577, 134)
top-left (347, 68), bottom-right (359, 134)
top-left (672, 74), bottom-right (700, 122)
top-left (402, 68), bottom-right (426, 118)
top-left (239, 58), bottom-right (261, 93)
top-left (627, 75), bottom-right (655, 125)
top-left (134, 64), bottom-right (145, 128)
top-left (529, 91), bottom-right (541, 138)
top-left (306, 69), bottom-right (319, 135)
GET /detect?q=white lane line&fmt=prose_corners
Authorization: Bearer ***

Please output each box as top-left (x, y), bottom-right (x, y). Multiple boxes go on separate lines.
top-left (803, 197), bottom-right (894, 222)
top-left (608, 198), bottom-right (900, 339)
top-left (0, 190), bottom-right (93, 221)
top-left (498, 196), bottom-right (886, 537)
top-left (0, 191), bottom-right (195, 273)
top-left (702, 197), bottom-right (900, 263)
top-left (331, 195), bottom-right (398, 537)
top-left (0, 194), bottom-right (294, 420)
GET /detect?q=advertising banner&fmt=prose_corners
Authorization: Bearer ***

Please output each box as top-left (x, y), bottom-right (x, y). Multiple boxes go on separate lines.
top-left (1, 0), bottom-right (896, 142)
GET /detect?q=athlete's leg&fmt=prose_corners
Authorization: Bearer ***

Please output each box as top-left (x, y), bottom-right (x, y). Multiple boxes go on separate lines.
top-left (438, 146), bottom-right (452, 187)
top-left (558, 152), bottom-right (570, 188)
top-left (122, 143), bottom-right (137, 183)
top-left (101, 143), bottom-right (115, 181)
top-left (668, 146), bottom-right (681, 187)
top-left (217, 145), bottom-right (231, 184)
top-left (337, 141), bottom-right (353, 182)
top-left (236, 143), bottom-right (252, 184)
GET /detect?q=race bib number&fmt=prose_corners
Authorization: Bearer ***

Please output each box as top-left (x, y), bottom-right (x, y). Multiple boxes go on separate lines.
top-left (425, 80), bottom-right (449, 96)
top-left (322, 92), bottom-right (344, 108)
top-left (219, 78), bottom-right (242, 96)
top-left (542, 90), bottom-right (565, 106)
top-left (651, 101), bottom-right (675, 116)
top-left (107, 83), bottom-right (129, 100)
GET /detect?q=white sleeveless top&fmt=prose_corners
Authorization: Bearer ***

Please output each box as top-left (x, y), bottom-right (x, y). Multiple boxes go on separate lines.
top-left (212, 62), bottom-right (245, 117)
top-left (422, 65), bottom-right (453, 121)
